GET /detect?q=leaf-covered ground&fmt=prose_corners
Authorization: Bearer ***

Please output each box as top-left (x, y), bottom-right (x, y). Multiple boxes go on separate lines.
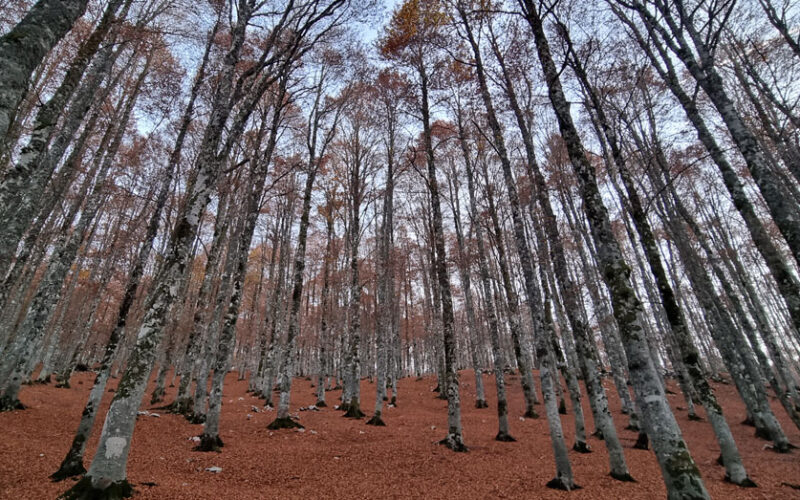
top-left (1, 370), bottom-right (799, 499)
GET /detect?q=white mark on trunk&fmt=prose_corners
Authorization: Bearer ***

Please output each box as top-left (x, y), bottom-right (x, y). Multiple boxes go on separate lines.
top-left (105, 437), bottom-right (127, 459)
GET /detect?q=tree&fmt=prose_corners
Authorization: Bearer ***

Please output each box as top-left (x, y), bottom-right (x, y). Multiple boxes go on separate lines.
top-left (381, 0), bottom-right (467, 451)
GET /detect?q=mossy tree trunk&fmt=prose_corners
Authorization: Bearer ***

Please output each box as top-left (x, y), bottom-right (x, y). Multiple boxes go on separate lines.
top-left (0, 0), bottom-right (90, 150)
top-left (519, 2), bottom-right (709, 497)
top-left (564, 29), bottom-right (755, 483)
top-left (0, 0), bottom-right (128, 280)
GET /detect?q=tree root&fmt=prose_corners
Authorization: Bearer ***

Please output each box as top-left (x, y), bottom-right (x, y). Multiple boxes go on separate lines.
top-left (765, 441), bottom-right (793, 453)
top-left (725, 475), bottom-right (757, 488)
top-left (439, 434), bottom-right (468, 452)
top-left (50, 459), bottom-right (86, 482)
top-left (0, 395), bottom-right (25, 412)
top-left (572, 441), bottom-right (591, 453)
top-left (546, 476), bottom-right (580, 491)
top-left (159, 398), bottom-right (193, 417)
top-left (58, 476), bottom-right (133, 500)
top-left (187, 412), bottom-right (206, 425)
top-left (150, 388), bottom-right (165, 405)
top-left (366, 414), bottom-right (386, 426)
top-left (343, 403), bottom-right (365, 419)
top-left (610, 471), bottom-right (636, 482)
top-left (495, 432), bottom-right (516, 442)
top-left (633, 431), bottom-right (649, 450)
top-left (195, 434), bottom-right (224, 452)
top-left (267, 417), bottom-right (304, 430)
top-left (523, 408), bottom-right (539, 419)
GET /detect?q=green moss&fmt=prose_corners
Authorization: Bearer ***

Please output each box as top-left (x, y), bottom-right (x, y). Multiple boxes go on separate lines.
top-left (663, 441), bottom-right (702, 485)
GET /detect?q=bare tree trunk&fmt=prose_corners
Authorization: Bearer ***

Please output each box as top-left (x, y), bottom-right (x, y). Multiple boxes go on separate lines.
top-left (0, 58), bottom-right (146, 410)
top-left (368, 129), bottom-right (396, 425)
top-left (0, 0), bottom-right (89, 145)
top-left (459, 118), bottom-right (513, 441)
top-left (418, 60), bottom-right (465, 452)
top-left (269, 166), bottom-right (319, 429)
top-left (520, 2), bottom-right (708, 497)
top-left (316, 205), bottom-right (335, 407)
top-left (611, 4), bottom-right (800, 344)
top-left (0, 0), bottom-right (129, 278)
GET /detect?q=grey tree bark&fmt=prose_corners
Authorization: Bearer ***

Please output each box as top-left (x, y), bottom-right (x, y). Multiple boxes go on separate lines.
top-left (59, 3), bottom-right (260, 494)
top-left (519, 2), bottom-right (709, 497)
top-left (0, 58), bottom-right (146, 410)
top-left (418, 58), bottom-right (466, 451)
top-left (0, 0), bottom-right (129, 280)
top-left (0, 0), bottom-right (89, 146)
top-left (564, 30), bottom-right (756, 483)
top-left (611, 2), bottom-right (800, 342)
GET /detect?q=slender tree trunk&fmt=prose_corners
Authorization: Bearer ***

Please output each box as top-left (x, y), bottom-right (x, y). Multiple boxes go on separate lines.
top-left (520, 3), bottom-right (708, 496)
top-left (0, 0), bottom-right (90, 145)
top-left (418, 61), bottom-right (465, 451)
top-left (0, 59), bottom-right (146, 409)
top-left (612, 5), bottom-right (800, 345)
top-left (269, 166), bottom-right (319, 429)
top-left (0, 0), bottom-right (129, 279)
top-left (460, 124), bottom-right (513, 441)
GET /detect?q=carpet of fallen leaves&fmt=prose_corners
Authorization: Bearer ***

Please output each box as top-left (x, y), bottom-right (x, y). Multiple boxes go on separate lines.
top-left (1, 369), bottom-right (799, 499)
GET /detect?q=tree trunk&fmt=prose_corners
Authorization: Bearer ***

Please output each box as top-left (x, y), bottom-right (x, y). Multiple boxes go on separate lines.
top-left (0, 0), bottom-right (90, 145)
top-left (520, 2), bottom-right (708, 496)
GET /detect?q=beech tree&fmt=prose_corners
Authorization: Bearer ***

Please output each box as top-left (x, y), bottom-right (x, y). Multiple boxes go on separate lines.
top-left (1, 0), bottom-right (799, 498)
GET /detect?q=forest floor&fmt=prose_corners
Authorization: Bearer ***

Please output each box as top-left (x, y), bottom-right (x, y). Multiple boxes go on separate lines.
top-left (1, 369), bottom-right (799, 499)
